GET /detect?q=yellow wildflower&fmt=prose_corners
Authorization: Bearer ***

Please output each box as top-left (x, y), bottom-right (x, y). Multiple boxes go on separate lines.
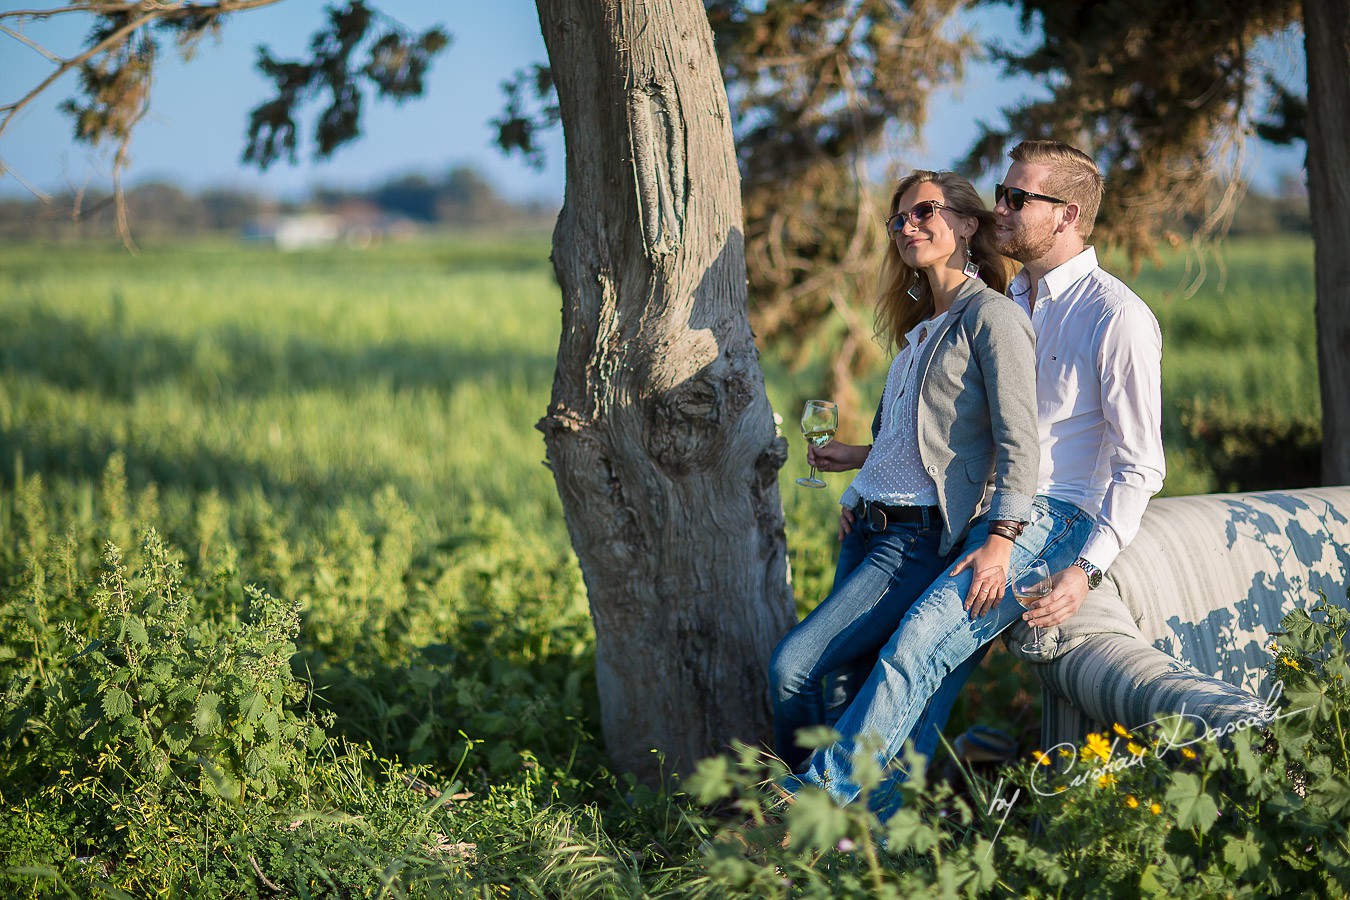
top-left (1058, 747), bottom-right (1075, 758)
top-left (1281, 656), bottom-right (1302, 672)
top-left (1097, 772), bottom-right (1117, 788)
top-left (1033, 750), bottom-right (1052, 766)
top-left (1112, 723), bottom-right (1131, 738)
top-left (1127, 742), bottom-right (1147, 758)
top-left (1180, 747), bottom-right (1196, 760)
top-left (1083, 732), bottom-right (1113, 762)
top-left (1150, 802), bottom-right (1162, 815)
top-left (1124, 795), bottom-right (1139, 809)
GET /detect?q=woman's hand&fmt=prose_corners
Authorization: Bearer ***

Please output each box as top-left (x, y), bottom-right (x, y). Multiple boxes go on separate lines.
top-left (838, 506), bottom-right (856, 540)
top-left (807, 441), bottom-right (870, 473)
top-left (949, 535), bottom-right (1015, 618)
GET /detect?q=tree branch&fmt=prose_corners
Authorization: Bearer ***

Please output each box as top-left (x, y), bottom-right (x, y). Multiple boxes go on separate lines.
top-left (0, 22), bottom-right (62, 62)
top-left (0, 9), bottom-right (165, 139)
top-left (0, 1), bottom-right (286, 138)
top-left (0, 0), bottom-right (284, 23)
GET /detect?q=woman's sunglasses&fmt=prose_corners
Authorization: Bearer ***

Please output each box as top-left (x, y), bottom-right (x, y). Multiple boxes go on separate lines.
top-left (995, 183), bottom-right (1066, 211)
top-left (886, 200), bottom-right (949, 235)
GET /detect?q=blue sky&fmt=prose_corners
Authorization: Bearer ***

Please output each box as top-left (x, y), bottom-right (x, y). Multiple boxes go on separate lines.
top-left (0, 2), bottom-right (1306, 203)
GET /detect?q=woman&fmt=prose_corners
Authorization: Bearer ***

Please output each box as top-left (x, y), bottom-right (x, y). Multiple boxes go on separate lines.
top-left (769, 170), bottom-right (1037, 776)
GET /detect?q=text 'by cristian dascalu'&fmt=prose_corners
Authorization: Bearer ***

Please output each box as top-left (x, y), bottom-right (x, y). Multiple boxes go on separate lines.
top-left (983, 679), bottom-right (1308, 854)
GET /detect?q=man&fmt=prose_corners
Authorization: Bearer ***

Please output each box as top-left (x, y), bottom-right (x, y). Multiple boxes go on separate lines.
top-left (994, 139), bottom-right (1166, 632)
top-left (787, 140), bottom-right (1165, 814)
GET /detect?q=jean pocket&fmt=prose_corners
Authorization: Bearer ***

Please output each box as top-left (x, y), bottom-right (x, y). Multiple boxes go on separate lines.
top-left (1032, 499), bottom-right (1078, 532)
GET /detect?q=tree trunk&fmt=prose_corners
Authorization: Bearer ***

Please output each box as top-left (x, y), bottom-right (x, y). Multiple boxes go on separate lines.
top-left (533, 0), bottom-right (795, 783)
top-left (1305, 0), bottom-right (1350, 485)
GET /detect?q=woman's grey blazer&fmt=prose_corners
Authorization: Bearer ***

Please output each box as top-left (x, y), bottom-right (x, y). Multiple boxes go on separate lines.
top-left (870, 277), bottom-right (1039, 556)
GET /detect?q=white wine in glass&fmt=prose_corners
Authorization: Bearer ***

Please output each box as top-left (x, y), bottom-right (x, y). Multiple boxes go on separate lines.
top-left (1013, 559), bottom-right (1055, 660)
top-left (795, 400), bottom-right (838, 489)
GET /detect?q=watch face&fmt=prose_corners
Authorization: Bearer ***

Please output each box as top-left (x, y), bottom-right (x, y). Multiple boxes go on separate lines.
top-left (1075, 559), bottom-right (1102, 589)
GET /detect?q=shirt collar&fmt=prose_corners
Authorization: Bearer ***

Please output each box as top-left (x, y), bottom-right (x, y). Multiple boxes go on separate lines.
top-left (1038, 246), bottom-right (1099, 304)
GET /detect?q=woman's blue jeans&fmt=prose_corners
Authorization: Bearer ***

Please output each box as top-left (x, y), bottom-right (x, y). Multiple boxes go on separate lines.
top-left (792, 495), bottom-right (1093, 815)
top-left (770, 507), bottom-right (953, 772)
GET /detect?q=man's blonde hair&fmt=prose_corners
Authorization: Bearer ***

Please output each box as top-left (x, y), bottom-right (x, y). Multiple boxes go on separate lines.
top-left (1009, 140), bottom-right (1104, 238)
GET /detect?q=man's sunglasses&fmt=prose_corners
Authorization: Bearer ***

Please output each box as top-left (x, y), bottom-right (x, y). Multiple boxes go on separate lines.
top-left (995, 183), bottom-right (1066, 210)
top-left (886, 200), bottom-right (949, 234)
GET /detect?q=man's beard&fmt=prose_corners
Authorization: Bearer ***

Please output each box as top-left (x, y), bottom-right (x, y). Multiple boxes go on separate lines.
top-left (999, 220), bottom-right (1056, 263)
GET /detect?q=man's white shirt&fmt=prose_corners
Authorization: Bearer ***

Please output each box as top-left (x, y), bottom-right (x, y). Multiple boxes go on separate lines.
top-left (1009, 246), bottom-right (1166, 572)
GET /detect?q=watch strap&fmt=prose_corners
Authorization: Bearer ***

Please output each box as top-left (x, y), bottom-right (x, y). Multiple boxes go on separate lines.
top-left (1072, 556), bottom-right (1103, 589)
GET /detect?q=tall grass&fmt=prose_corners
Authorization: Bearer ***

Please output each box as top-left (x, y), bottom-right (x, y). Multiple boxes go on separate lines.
top-left (2, 236), bottom-right (566, 546)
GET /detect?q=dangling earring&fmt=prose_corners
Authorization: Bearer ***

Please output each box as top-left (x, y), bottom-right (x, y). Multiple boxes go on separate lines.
top-left (907, 279), bottom-right (923, 301)
top-left (962, 238), bottom-right (981, 279)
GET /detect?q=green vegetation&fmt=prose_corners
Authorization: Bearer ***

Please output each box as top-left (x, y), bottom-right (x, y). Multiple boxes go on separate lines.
top-left (0, 235), bottom-right (1339, 897)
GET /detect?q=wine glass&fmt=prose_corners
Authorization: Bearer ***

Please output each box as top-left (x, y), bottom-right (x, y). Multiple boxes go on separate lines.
top-left (1013, 559), bottom-right (1055, 660)
top-left (795, 400), bottom-right (838, 489)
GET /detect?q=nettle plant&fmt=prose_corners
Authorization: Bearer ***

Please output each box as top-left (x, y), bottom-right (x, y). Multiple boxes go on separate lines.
top-left (50, 533), bottom-right (328, 804)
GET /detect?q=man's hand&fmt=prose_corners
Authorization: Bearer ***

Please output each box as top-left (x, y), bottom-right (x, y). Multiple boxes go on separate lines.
top-left (838, 506), bottom-right (856, 541)
top-left (950, 536), bottom-right (1013, 619)
top-left (807, 441), bottom-right (870, 473)
top-left (1021, 565), bottom-right (1089, 628)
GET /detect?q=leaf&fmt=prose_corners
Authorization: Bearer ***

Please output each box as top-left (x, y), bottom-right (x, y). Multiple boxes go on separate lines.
top-left (409, 719), bottom-right (435, 754)
top-left (125, 617), bottom-right (149, 646)
top-left (970, 838), bottom-right (998, 889)
top-left (1222, 835), bottom-right (1262, 873)
top-left (1284, 680), bottom-right (1332, 722)
top-left (1166, 771), bottom-right (1219, 833)
top-left (239, 691), bottom-right (266, 723)
top-left (785, 788), bottom-right (850, 853)
top-left (102, 687), bottom-right (133, 719)
top-left (245, 747), bottom-right (268, 775)
top-left (1230, 730), bottom-right (1263, 786)
top-left (1306, 776), bottom-right (1350, 821)
top-left (687, 755), bottom-right (735, 805)
top-left (487, 740), bottom-right (520, 773)
top-left (1138, 865), bottom-right (1166, 896)
top-left (163, 722), bottom-right (193, 754)
top-left (1277, 609), bottom-right (1326, 655)
top-left (884, 807), bottom-right (938, 853)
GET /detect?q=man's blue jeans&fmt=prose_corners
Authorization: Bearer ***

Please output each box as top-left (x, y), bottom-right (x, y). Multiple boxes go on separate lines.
top-left (770, 507), bottom-right (953, 772)
top-left (793, 495), bottom-right (1093, 813)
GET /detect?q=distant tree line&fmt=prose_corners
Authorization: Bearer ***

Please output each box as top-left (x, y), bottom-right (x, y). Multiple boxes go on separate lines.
top-left (0, 163), bottom-right (1306, 245)
top-left (0, 164), bottom-right (556, 241)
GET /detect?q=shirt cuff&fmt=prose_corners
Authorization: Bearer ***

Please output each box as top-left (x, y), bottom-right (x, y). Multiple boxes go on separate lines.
top-left (1077, 526), bottom-right (1123, 573)
top-left (987, 489), bottom-right (1034, 523)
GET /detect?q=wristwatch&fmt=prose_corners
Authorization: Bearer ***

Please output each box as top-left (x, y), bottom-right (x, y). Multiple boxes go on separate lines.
top-left (1072, 557), bottom-right (1103, 590)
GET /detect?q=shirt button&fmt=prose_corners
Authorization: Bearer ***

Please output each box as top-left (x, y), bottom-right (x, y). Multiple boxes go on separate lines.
top-left (927, 465), bottom-right (937, 475)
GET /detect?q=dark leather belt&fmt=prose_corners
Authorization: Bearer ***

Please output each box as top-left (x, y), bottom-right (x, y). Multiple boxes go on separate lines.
top-left (854, 500), bottom-right (942, 531)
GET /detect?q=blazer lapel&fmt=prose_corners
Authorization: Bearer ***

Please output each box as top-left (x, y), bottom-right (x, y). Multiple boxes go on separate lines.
top-left (911, 278), bottom-right (981, 391)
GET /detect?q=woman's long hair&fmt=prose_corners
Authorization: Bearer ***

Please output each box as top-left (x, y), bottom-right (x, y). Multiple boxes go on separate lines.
top-left (875, 170), bottom-right (1013, 351)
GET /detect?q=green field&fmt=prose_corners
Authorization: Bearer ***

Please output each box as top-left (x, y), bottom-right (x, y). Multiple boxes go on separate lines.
top-left (1, 234), bottom-right (1320, 553)
top-left (0, 234), bottom-right (1339, 897)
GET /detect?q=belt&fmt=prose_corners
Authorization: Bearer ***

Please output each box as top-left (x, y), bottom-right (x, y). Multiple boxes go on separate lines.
top-left (854, 500), bottom-right (942, 531)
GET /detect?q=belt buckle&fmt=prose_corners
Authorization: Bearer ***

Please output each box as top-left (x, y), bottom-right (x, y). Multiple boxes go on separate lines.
top-left (866, 503), bottom-right (888, 531)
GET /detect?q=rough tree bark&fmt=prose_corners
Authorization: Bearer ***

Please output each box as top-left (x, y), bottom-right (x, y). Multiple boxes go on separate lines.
top-left (533, 0), bottom-right (796, 782)
top-left (1305, 0), bottom-right (1350, 485)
